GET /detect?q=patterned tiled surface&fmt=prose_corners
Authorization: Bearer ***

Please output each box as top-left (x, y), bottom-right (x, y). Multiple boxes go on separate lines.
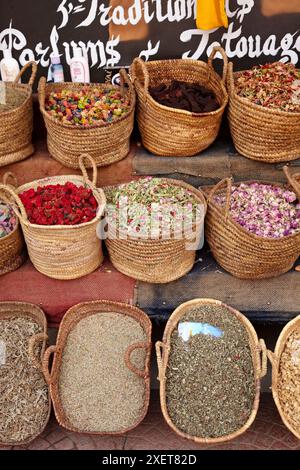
top-left (1, 393), bottom-right (299, 451)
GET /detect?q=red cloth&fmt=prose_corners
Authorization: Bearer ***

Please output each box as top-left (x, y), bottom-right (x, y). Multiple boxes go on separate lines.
top-left (0, 259), bottom-right (136, 326)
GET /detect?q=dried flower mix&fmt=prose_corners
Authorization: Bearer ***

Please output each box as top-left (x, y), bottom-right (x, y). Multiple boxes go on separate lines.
top-left (166, 304), bottom-right (255, 439)
top-left (0, 203), bottom-right (17, 238)
top-left (150, 80), bottom-right (219, 113)
top-left (45, 87), bottom-right (130, 126)
top-left (277, 327), bottom-right (300, 436)
top-left (235, 62), bottom-right (300, 112)
top-left (59, 312), bottom-right (147, 432)
top-left (0, 317), bottom-right (49, 443)
top-left (19, 182), bottom-right (98, 226)
top-left (214, 183), bottom-right (300, 238)
top-left (105, 177), bottom-right (201, 236)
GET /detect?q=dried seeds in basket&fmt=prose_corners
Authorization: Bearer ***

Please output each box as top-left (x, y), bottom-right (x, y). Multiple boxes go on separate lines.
top-left (105, 177), bottom-right (201, 236)
top-left (0, 203), bottom-right (17, 238)
top-left (166, 304), bottom-right (255, 439)
top-left (0, 317), bottom-right (49, 444)
top-left (235, 62), bottom-right (300, 112)
top-left (214, 182), bottom-right (300, 238)
top-left (277, 327), bottom-right (300, 435)
top-left (58, 312), bottom-right (147, 433)
top-left (45, 87), bottom-right (130, 126)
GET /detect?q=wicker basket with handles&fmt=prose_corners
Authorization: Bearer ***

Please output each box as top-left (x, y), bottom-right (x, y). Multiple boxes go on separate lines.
top-left (227, 61), bottom-right (300, 163)
top-left (0, 61), bottom-right (37, 166)
top-left (40, 301), bottom-right (152, 435)
top-left (204, 167), bottom-right (300, 279)
top-left (38, 69), bottom-right (135, 168)
top-left (0, 154), bottom-right (106, 280)
top-left (156, 298), bottom-right (267, 444)
top-left (131, 47), bottom-right (228, 157)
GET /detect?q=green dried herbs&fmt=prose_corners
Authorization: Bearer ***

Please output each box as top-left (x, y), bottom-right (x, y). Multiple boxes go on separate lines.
top-left (235, 62), bottom-right (300, 112)
top-left (0, 317), bottom-right (49, 444)
top-left (166, 304), bottom-right (255, 439)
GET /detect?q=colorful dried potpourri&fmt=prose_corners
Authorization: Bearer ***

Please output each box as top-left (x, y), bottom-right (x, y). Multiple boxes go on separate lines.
top-left (235, 62), bottom-right (300, 112)
top-left (215, 183), bottom-right (300, 238)
top-left (19, 182), bottom-right (98, 226)
top-left (150, 80), bottom-right (219, 113)
top-left (45, 87), bottom-right (130, 126)
top-left (166, 304), bottom-right (255, 439)
top-left (0, 203), bottom-right (17, 238)
top-left (105, 177), bottom-right (201, 237)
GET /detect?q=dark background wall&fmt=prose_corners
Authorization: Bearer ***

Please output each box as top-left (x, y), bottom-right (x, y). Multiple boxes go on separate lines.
top-left (0, 0), bottom-right (299, 88)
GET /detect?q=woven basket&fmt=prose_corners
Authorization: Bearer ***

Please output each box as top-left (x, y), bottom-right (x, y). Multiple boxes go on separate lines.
top-left (0, 154), bottom-right (106, 279)
top-left (227, 62), bottom-right (300, 163)
top-left (205, 170), bottom-right (300, 279)
top-left (131, 46), bottom-right (228, 157)
top-left (267, 315), bottom-right (300, 440)
top-left (0, 301), bottom-right (50, 446)
top-left (38, 69), bottom-right (135, 169)
top-left (105, 178), bottom-right (207, 283)
top-left (156, 298), bottom-right (267, 444)
top-left (0, 173), bottom-right (26, 275)
top-left (0, 61), bottom-right (37, 167)
top-left (42, 300), bottom-right (152, 435)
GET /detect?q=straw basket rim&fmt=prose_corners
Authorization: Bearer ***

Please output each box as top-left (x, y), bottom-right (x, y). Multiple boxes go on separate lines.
top-left (228, 62), bottom-right (300, 117)
top-left (268, 315), bottom-right (300, 440)
top-left (156, 298), bottom-right (267, 444)
top-left (43, 300), bottom-right (152, 435)
top-left (0, 301), bottom-right (51, 446)
top-left (39, 76), bottom-right (136, 130)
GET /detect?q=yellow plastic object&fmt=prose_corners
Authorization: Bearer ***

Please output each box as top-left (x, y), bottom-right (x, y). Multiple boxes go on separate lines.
top-left (196, 0), bottom-right (228, 30)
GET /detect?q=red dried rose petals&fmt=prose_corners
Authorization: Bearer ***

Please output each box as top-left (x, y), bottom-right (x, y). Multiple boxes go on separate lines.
top-left (19, 182), bottom-right (98, 226)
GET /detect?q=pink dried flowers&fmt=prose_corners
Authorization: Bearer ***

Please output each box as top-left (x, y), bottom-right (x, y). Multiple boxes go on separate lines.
top-left (235, 62), bottom-right (300, 112)
top-left (214, 182), bottom-right (300, 238)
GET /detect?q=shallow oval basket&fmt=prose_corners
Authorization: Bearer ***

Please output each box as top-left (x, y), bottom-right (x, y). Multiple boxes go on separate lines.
top-left (42, 300), bottom-right (152, 435)
top-left (156, 298), bottom-right (267, 444)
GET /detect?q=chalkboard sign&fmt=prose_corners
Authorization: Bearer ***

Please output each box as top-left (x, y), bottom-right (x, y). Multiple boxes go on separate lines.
top-left (0, 1), bottom-right (299, 87)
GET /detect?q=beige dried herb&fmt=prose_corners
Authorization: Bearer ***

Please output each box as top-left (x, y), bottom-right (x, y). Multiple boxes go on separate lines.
top-left (277, 328), bottom-right (300, 434)
top-left (0, 316), bottom-right (49, 444)
top-left (59, 312), bottom-right (147, 433)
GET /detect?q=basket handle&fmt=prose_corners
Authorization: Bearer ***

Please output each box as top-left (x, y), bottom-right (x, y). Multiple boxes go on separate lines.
top-left (124, 341), bottom-right (151, 378)
top-left (42, 345), bottom-right (56, 385)
top-left (131, 57), bottom-right (150, 91)
top-left (78, 154), bottom-right (98, 186)
top-left (155, 341), bottom-right (165, 382)
top-left (14, 61), bottom-right (37, 87)
top-left (28, 333), bottom-right (48, 370)
top-left (258, 339), bottom-right (267, 379)
top-left (38, 76), bottom-right (47, 110)
top-left (267, 349), bottom-right (278, 369)
top-left (207, 177), bottom-right (232, 223)
top-left (283, 165), bottom-right (300, 198)
top-left (0, 183), bottom-right (28, 221)
top-left (119, 68), bottom-right (134, 99)
top-left (227, 62), bottom-right (235, 92)
top-left (2, 172), bottom-right (18, 187)
top-left (208, 46), bottom-right (228, 84)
